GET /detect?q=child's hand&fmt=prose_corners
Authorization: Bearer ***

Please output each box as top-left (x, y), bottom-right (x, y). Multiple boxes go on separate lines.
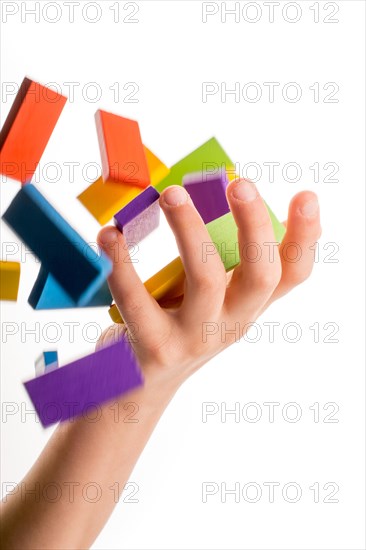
top-left (0, 179), bottom-right (321, 550)
top-left (97, 179), bottom-right (321, 391)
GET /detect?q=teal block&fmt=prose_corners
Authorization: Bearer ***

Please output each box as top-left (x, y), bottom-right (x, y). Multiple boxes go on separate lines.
top-left (28, 268), bottom-right (112, 310)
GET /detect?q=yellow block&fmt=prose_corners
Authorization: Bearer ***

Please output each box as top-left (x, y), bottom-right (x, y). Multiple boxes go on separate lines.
top-left (109, 303), bottom-right (124, 323)
top-left (227, 172), bottom-right (241, 182)
top-left (144, 146), bottom-right (170, 186)
top-left (77, 176), bottom-right (142, 226)
top-left (78, 147), bottom-right (170, 226)
top-left (145, 256), bottom-right (184, 300)
top-left (0, 261), bottom-right (21, 301)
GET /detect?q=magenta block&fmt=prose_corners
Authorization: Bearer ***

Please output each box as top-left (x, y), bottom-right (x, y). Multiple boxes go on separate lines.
top-left (24, 336), bottom-right (143, 427)
top-left (182, 168), bottom-right (229, 224)
top-left (114, 186), bottom-right (160, 246)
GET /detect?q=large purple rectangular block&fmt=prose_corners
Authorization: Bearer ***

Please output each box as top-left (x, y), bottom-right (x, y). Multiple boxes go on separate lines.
top-left (114, 186), bottom-right (160, 246)
top-left (182, 168), bottom-right (229, 224)
top-left (24, 336), bottom-right (143, 427)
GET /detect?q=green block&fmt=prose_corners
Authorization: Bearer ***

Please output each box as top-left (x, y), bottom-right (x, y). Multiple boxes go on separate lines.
top-left (155, 137), bottom-right (234, 192)
top-left (206, 204), bottom-right (285, 271)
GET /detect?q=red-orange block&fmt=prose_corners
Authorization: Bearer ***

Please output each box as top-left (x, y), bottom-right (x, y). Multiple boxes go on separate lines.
top-left (95, 110), bottom-right (150, 188)
top-left (0, 77), bottom-right (67, 184)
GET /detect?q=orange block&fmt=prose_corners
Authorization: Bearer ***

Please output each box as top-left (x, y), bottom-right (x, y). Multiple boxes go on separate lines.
top-left (78, 146), bottom-right (168, 225)
top-left (0, 77), bottom-right (67, 184)
top-left (96, 110), bottom-right (150, 188)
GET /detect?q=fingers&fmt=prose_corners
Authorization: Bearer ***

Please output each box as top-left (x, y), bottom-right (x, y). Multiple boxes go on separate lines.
top-left (97, 227), bottom-right (163, 335)
top-left (224, 179), bottom-right (282, 316)
top-left (267, 191), bottom-right (321, 302)
top-left (160, 186), bottom-right (227, 317)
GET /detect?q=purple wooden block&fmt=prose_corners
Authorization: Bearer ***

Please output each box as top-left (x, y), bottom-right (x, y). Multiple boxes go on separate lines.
top-left (114, 186), bottom-right (160, 246)
top-left (24, 336), bottom-right (143, 427)
top-left (182, 168), bottom-right (229, 224)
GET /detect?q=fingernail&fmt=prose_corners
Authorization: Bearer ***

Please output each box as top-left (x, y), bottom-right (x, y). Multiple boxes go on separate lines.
top-left (100, 228), bottom-right (119, 247)
top-left (232, 179), bottom-right (258, 202)
top-left (163, 186), bottom-right (188, 206)
top-left (300, 198), bottom-right (319, 218)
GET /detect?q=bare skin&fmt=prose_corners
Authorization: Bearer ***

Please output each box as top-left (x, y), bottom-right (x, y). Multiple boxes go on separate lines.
top-left (0, 179), bottom-right (321, 549)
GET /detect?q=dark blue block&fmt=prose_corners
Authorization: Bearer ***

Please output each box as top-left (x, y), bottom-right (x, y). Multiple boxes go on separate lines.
top-left (3, 184), bottom-right (112, 305)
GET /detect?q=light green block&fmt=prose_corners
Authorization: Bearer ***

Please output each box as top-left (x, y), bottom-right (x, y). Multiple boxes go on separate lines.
top-left (155, 137), bottom-right (234, 192)
top-left (206, 205), bottom-right (285, 271)
top-left (154, 135), bottom-right (285, 270)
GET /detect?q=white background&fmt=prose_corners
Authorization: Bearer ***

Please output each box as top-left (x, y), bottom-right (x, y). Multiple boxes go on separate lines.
top-left (0, 1), bottom-right (365, 549)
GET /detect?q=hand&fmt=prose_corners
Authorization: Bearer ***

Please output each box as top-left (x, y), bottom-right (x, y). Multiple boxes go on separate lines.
top-left (0, 180), bottom-right (320, 550)
top-left (97, 179), bottom-right (321, 391)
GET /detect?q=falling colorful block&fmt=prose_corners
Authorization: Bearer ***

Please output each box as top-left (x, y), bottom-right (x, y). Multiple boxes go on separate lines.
top-left (144, 146), bottom-right (170, 186)
top-left (78, 176), bottom-right (142, 226)
top-left (183, 168), bottom-right (229, 223)
top-left (24, 336), bottom-right (143, 427)
top-left (206, 205), bottom-right (286, 271)
top-left (114, 186), bottom-right (160, 246)
top-left (144, 256), bottom-right (185, 301)
top-left (155, 137), bottom-right (234, 193)
top-left (109, 206), bottom-right (286, 323)
top-left (0, 261), bottom-right (21, 301)
top-left (2, 184), bottom-right (112, 305)
top-left (28, 268), bottom-right (112, 310)
top-left (35, 351), bottom-right (58, 377)
top-left (0, 77), bottom-right (67, 184)
top-left (96, 110), bottom-right (150, 187)
top-left (78, 146), bottom-right (168, 226)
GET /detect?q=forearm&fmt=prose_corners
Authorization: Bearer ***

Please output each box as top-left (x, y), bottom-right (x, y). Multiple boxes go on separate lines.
top-left (0, 378), bottom-right (179, 550)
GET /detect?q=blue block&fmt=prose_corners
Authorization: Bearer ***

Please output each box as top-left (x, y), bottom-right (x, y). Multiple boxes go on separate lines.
top-left (28, 268), bottom-right (112, 309)
top-left (44, 351), bottom-right (58, 366)
top-left (2, 184), bottom-right (112, 305)
top-left (35, 351), bottom-right (58, 377)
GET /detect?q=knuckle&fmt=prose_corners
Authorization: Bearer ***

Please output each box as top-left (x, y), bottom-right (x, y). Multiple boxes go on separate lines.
top-left (254, 268), bottom-right (281, 293)
top-left (194, 272), bottom-right (225, 294)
